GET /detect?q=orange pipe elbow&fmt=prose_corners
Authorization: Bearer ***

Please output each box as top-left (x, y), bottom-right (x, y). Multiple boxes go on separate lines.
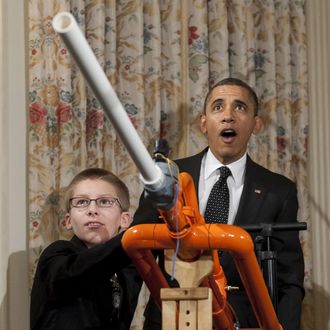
top-left (122, 223), bottom-right (282, 329)
top-left (122, 172), bottom-right (282, 329)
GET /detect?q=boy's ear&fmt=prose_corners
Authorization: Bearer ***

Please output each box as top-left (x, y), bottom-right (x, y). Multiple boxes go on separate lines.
top-left (120, 212), bottom-right (131, 230)
top-left (65, 213), bottom-right (72, 230)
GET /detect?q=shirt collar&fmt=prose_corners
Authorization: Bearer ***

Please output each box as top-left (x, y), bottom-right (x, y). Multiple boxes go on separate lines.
top-left (204, 149), bottom-right (247, 185)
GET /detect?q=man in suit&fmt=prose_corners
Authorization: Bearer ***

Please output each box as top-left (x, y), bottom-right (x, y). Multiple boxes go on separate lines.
top-left (132, 77), bottom-right (305, 330)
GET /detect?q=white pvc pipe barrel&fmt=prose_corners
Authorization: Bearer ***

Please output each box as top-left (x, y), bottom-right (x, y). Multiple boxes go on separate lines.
top-left (52, 12), bottom-right (163, 188)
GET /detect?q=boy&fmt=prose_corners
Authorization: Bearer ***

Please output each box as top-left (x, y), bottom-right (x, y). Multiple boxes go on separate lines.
top-left (30, 168), bottom-right (141, 330)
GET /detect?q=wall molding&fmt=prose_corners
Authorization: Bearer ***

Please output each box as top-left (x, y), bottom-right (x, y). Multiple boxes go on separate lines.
top-left (0, 0), bottom-right (28, 329)
top-left (306, 0), bottom-right (330, 328)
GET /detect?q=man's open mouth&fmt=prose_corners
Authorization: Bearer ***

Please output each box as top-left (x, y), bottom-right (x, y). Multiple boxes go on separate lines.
top-left (220, 129), bottom-right (237, 138)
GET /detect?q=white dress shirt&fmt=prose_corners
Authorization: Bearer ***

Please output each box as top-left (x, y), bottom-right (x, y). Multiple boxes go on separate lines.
top-left (198, 149), bottom-right (247, 225)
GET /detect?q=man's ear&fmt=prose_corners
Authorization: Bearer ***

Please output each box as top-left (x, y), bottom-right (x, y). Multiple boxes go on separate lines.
top-left (253, 116), bottom-right (263, 135)
top-left (65, 213), bottom-right (72, 230)
top-left (120, 212), bottom-right (131, 230)
top-left (200, 113), bottom-right (207, 134)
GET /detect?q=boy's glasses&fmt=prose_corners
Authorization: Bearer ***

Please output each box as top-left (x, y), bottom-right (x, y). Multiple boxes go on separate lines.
top-left (70, 197), bottom-right (122, 209)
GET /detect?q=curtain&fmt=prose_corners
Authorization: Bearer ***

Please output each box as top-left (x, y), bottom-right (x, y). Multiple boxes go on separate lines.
top-left (28, 0), bottom-right (311, 328)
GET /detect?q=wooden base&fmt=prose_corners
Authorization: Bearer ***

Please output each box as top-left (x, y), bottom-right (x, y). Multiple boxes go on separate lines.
top-left (161, 287), bottom-right (213, 330)
top-left (161, 250), bottom-right (214, 330)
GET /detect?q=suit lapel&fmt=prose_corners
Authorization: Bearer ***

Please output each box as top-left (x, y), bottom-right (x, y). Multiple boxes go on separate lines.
top-left (234, 156), bottom-right (266, 225)
top-left (177, 150), bottom-right (267, 226)
top-left (175, 149), bottom-right (206, 198)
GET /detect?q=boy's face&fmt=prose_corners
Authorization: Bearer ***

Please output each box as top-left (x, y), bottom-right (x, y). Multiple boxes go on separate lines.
top-left (65, 179), bottom-right (130, 248)
top-left (200, 84), bottom-right (261, 165)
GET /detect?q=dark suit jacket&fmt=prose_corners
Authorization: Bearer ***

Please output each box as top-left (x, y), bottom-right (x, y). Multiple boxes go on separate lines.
top-left (133, 149), bottom-right (305, 330)
top-left (30, 234), bottom-right (141, 330)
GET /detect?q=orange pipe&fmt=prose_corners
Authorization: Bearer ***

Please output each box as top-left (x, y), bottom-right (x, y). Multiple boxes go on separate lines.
top-left (122, 172), bottom-right (282, 330)
top-left (202, 251), bottom-right (238, 329)
top-left (122, 223), bottom-right (282, 329)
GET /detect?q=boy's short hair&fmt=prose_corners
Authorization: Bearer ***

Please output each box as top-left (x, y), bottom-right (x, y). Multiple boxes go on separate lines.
top-left (64, 168), bottom-right (130, 212)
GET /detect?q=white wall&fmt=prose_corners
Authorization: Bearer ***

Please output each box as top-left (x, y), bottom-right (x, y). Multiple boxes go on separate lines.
top-left (0, 0), bottom-right (28, 329)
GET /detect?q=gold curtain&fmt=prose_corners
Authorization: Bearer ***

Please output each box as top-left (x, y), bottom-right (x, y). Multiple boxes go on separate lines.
top-left (28, 0), bottom-right (311, 328)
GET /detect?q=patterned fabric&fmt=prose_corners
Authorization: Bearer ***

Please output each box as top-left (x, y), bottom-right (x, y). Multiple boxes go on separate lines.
top-left (204, 167), bottom-right (231, 224)
top-left (28, 1), bottom-right (311, 329)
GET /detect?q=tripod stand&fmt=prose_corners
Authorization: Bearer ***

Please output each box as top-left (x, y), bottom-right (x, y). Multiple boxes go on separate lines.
top-left (241, 222), bottom-right (307, 313)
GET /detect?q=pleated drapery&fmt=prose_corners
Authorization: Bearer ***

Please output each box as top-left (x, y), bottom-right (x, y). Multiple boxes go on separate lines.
top-left (28, 1), bottom-right (310, 328)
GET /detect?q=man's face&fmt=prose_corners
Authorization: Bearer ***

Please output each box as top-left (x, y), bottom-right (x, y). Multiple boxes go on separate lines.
top-left (200, 84), bottom-right (261, 164)
top-left (65, 179), bottom-right (130, 248)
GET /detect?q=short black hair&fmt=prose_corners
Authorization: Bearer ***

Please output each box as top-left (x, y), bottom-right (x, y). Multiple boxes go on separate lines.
top-left (203, 77), bottom-right (259, 115)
